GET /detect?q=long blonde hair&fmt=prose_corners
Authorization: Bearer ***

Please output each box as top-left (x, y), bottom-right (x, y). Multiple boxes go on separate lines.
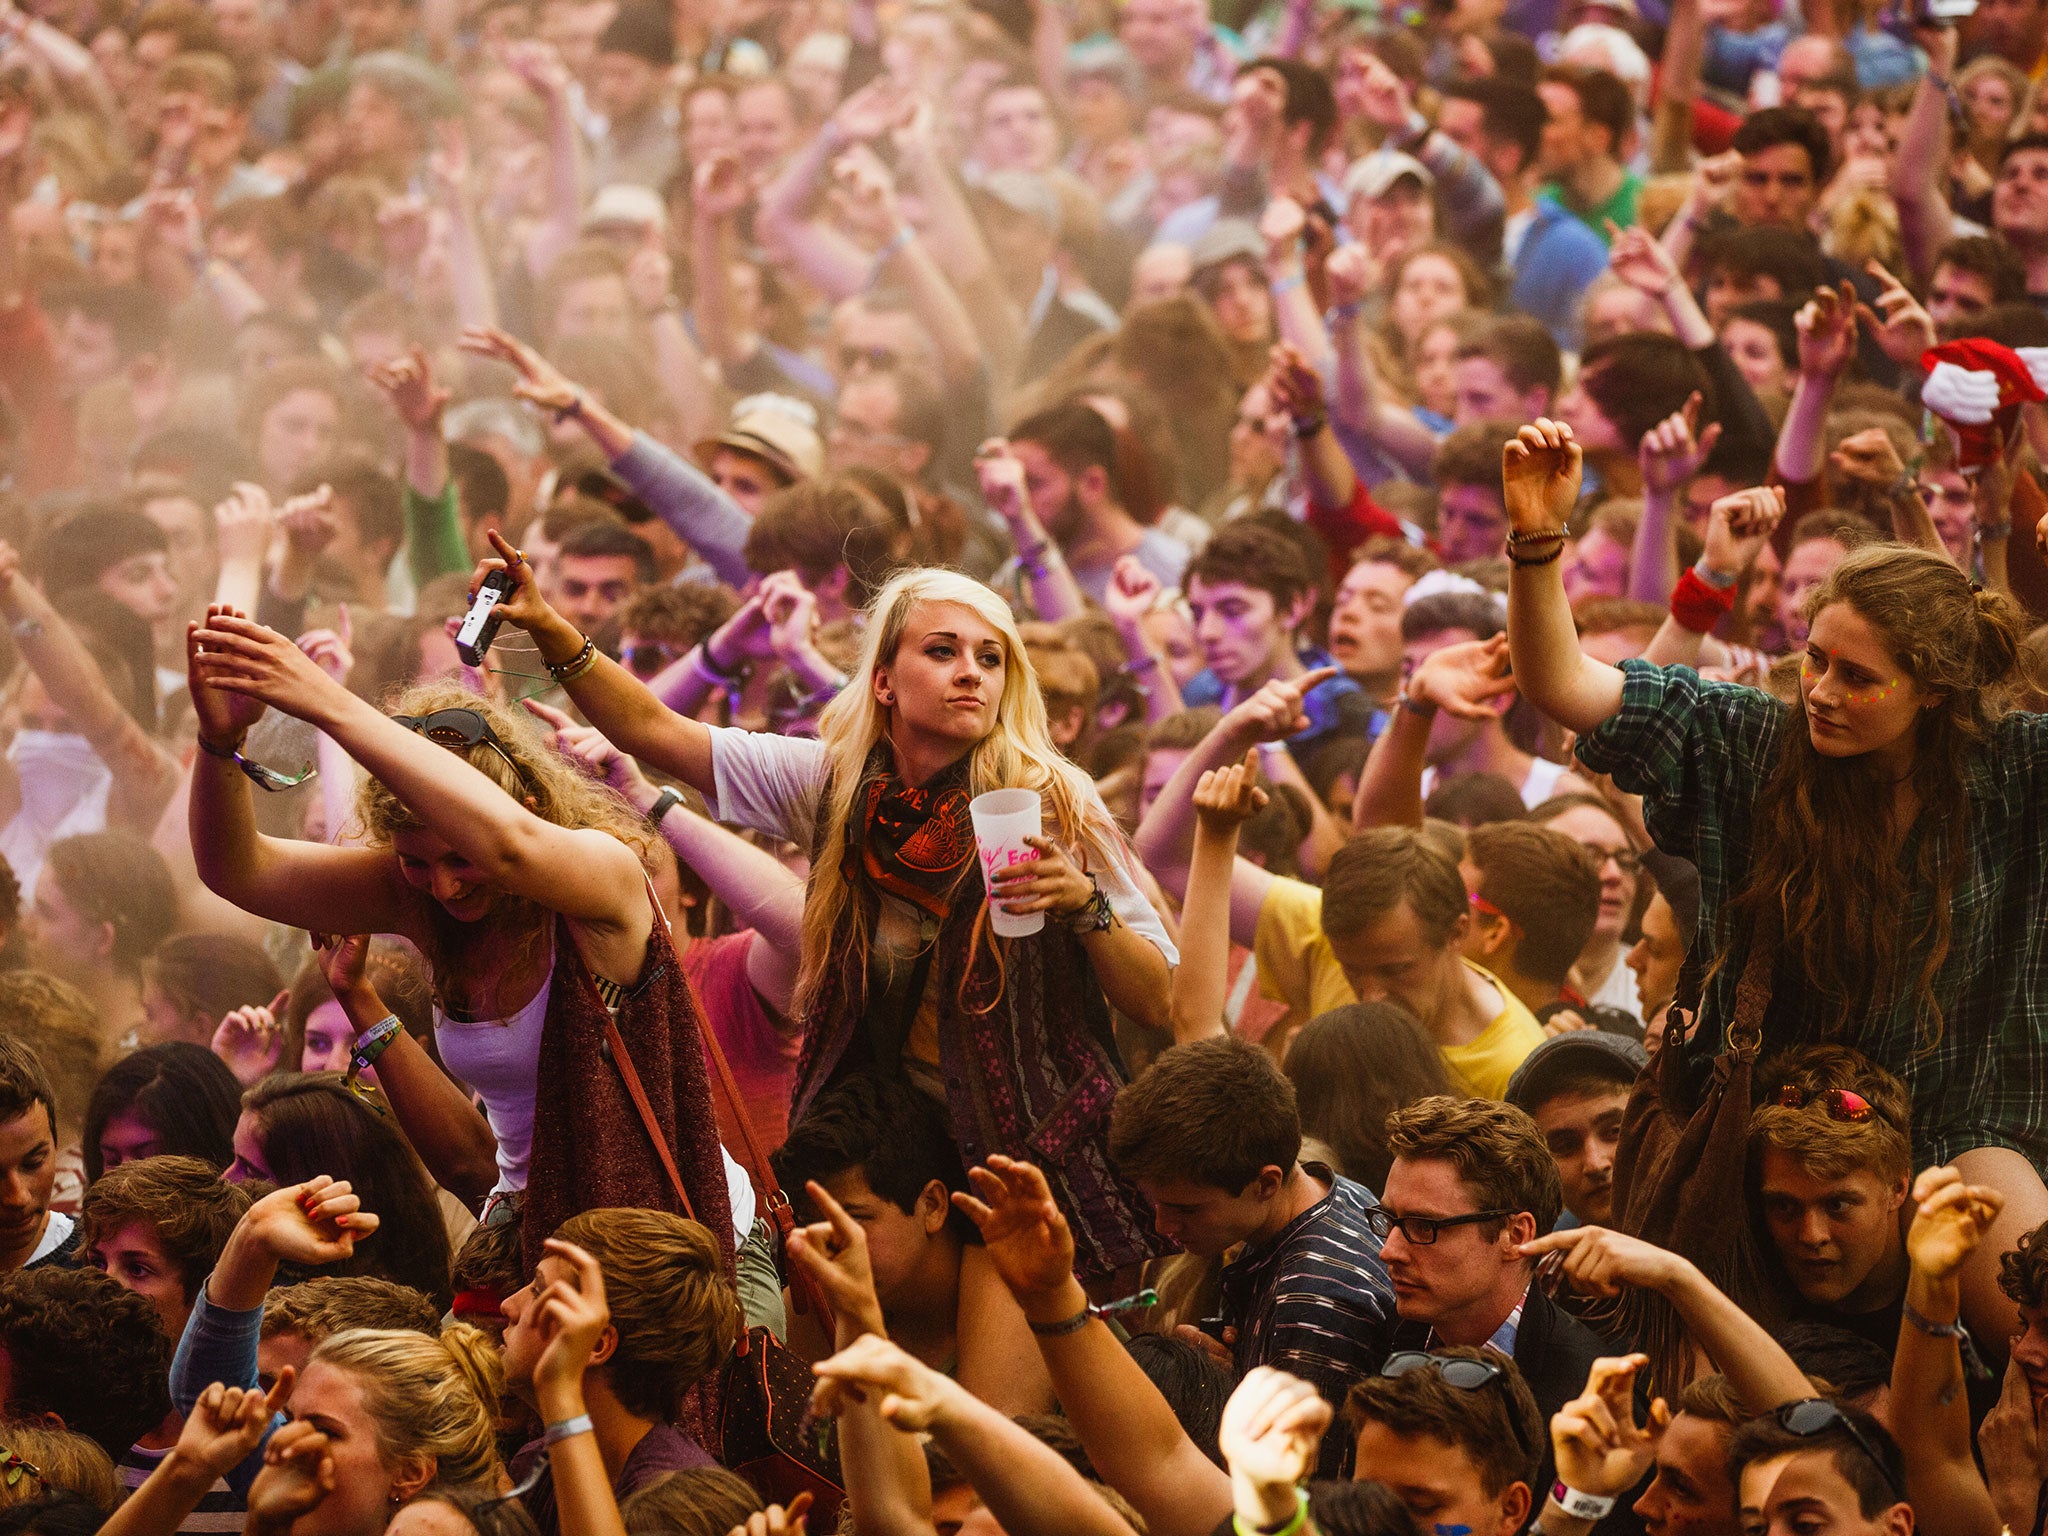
top-left (309, 1324), bottom-right (503, 1491)
top-left (792, 568), bottom-right (1124, 1017)
top-left (352, 680), bottom-right (654, 1006)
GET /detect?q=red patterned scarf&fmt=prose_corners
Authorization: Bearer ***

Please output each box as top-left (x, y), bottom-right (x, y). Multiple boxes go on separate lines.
top-left (850, 757), bottom-right (976, 920)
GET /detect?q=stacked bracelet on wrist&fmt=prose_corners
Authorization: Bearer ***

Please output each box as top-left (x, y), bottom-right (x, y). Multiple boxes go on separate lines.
top-left (547, 634), bottom-right (598, 683)
top-left (342, 1014), bottom-right (402, 1101)
top-left (1506, 522), bottom-right (1571, 568)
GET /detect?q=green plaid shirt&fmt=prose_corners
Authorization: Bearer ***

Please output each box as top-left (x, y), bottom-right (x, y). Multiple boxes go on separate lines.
top-left (1578, 659), bottom-right (2048, 1170)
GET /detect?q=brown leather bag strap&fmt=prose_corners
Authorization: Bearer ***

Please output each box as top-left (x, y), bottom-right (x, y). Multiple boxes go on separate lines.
top-left (698, 967), bottom-right (777, 1199)
top-left (1725, 930), bottom-right (1776, 1063)
top-left (600, 1009), bottom-right (696, 1222)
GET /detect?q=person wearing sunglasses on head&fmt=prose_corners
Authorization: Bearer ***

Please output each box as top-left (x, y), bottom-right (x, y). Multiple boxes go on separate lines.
top-left (1728, 1399), bottom-right (1915, 1536)
top-left (1752, 1047), bottom-right (1936, 1367)
top-left (463, 543), bottom-right (1178, 1307)
top-left (1343, 1346), bottom-right (1547, 1536)
top-left (1374, 1094), bottom-right (1610, 1510)
top-left (183, 602), bottom-right (738, 1275)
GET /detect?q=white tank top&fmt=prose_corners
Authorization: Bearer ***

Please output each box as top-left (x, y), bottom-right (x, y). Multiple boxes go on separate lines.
top-left (434, 963), bottom-right (553, 1195)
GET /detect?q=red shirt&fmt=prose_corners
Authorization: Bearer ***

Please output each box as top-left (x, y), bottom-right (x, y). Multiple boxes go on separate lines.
top-left (682, 929), bottom-right (801, 1158)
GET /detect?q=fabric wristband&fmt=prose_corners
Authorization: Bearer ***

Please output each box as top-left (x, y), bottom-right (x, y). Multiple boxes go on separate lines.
top-left (1553, 1482), bottom-right (1617, 1520)
top-left (543, 1414), bottom-right (594, 1447)
top-left (1232, 1487), bottom-right (1309, 1536)
top-left (349, 1015), bottom-right (403, 1072)
top-left (1670, 565), bottom-right (1738, 634)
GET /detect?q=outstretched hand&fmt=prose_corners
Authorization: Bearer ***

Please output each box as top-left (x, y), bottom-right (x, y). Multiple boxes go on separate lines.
top-left (1501, 420), bottom-right (1584, 534)
top-left (1638, 392), bottom-right (1721, 496)
top-left (178, 1370), bottom-right (295, 1478)
top-left (1905, 1164), bottom-right (2005, 1283)
top-left (190, 608), bottom-right (347, 722)
top-left (1552, 1355), bottom-right (1670, 1499)
top-left (1406, 635), bottom-right (1517, 721)
top-left (952, 1155), bottom-right (1078, 1304)
top-left (211, 991), bottom-right (290, 1086)
top-left (1194, 748), bottom-right (1270, 836)
top-left (1219, 1367), bottom-right (1332, 1493)
top-left (1521, 1225), bottom-right (1688, 1298)
top-left (810, 1333), bottom-right (963, 1429)
top-left (784, 1179), bottom-right (886, 1337)
top-left (1701, 486), bottom-right (1785, 577)
top-left (1225, 666), bottom-right (1339, 746)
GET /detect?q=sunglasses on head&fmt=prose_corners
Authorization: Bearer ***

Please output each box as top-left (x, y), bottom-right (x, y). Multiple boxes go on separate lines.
top-left (1775, 1085), bottom-right (1873, 1122)
top-left (394, 707), bottom-right (527, 784)
top-left (1379, 1352), bottom-right (1533, 1456)
top-left (1772, 1399), bottom-right (1905, 1503)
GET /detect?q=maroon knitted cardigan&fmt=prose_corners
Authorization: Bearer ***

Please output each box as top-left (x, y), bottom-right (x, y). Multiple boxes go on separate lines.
top-left (521, 899), bottom-right (734, 1273)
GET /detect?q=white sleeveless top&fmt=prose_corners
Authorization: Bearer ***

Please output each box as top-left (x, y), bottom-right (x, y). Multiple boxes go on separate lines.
top-left (434, 967), bottom-right (554, 1195)
top-left (431, 941), bottom-right (758, 1237)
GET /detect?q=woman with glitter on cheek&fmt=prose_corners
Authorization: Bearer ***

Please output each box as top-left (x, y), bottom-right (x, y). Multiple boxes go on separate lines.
top-left (1496, 418), bottom-right (2048, 1359)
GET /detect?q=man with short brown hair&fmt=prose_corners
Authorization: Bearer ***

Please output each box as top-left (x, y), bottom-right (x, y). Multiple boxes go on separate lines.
top-left (1752, 1046), bottom-right (1919, 1355)
top-left (1378, 1095), bottom-right (1604, 1423)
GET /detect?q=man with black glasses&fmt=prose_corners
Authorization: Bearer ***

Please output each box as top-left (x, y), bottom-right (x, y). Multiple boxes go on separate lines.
top-left (1377, 1096), bottom-right (1606, 1423)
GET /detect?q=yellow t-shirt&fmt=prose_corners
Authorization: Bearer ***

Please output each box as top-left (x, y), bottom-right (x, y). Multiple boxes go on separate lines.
top-left (1251, 876), bottom-right (1543, 1098)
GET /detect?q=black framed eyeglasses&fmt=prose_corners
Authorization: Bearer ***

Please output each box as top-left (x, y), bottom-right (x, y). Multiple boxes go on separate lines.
top-left (1380, 1352), bottom-right (1533, 1456)
top-left (1364, 1206), bottom-right (1514, 1245)
top-left (1773, 1399), bottom-right (1905, 1503)
top-left (394, 707), bottom-right (527, 784)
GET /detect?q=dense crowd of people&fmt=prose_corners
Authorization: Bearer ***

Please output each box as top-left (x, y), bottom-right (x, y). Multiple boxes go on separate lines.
top-left (6, 0), bottom-right (2048, 1532)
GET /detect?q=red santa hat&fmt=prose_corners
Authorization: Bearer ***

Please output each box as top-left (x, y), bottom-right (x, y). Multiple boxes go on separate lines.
top-left (1919, 338), bottom-right (2048, 472)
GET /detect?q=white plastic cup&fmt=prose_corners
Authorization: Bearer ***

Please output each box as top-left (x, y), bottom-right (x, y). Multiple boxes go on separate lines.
top-left (970, 787), bottom-right (1045, 937)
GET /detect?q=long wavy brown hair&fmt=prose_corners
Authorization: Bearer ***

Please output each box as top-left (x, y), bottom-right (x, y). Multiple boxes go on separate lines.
top-left (1720, 546), bottom-right (2021, 1044)
top-left (353, 680), bottom-right (654, 1014)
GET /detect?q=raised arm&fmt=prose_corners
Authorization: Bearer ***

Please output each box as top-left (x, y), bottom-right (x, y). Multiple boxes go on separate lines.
top-left (1325, 246), bottom-right (1440, 481)
top-left (1352, 637), bottom-right (1516, 831)
top-left (1889, 1167), bottom-right (2005, 1536)
top-left (426, 121), bottom-right (499, 332)
top-left (755, 85), bottom-right (896, 301)
top-left (368, 350), bottom-right (469, 588)
top-left (891, 99), bottom-right (1023, 382)
top-left (1100, 558), bottom-right (1186, 726)
top-left (1650, 0), bottom-right (1707, 173)
top-left (0, 541), bottom-right (181, 830)
top-left (1261, 198), bottom-right (1332, 371)
top-left (471, 535), bottom-right (715, 794)
top-left (1831, 428), bottom-right (1945, 555)
top-left (504, 42), bottom-right (583, 280)
top-left (524, 700), bottom-right (805, 1011)
top-left (1523, 1226), bottom-right (1810, 1413)
top-left (314, 932), bottom-right (500, 1205)
top-left (1172, 751), bottom-right (1265, 1044)
top-left (1643, 487), bottom-right (1784, 668)
top-left (689, 154), bottom-right (751, 372)
top-left (1631, 394), bottom-right (1722, 604)
top-left (978, 438), bottom-right (1086, 622)
top-left (816, 1335), bottom-right (1138, 1536)
top-left (1774, 284), bottom-right (1857, 487)
top-left (191, 605), bottom-right (648, 934)
top-left (953, 1157), bottom-right (1233, 1536)
top-left (1892, 29), bottom-right (1957, 284)
top-left (1502, 421), bottom-right (1627, 734)
top-left (1134, 668), bottom-right (1336, 906)
top-left (1660, 152), bottom-right (1739, 278)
